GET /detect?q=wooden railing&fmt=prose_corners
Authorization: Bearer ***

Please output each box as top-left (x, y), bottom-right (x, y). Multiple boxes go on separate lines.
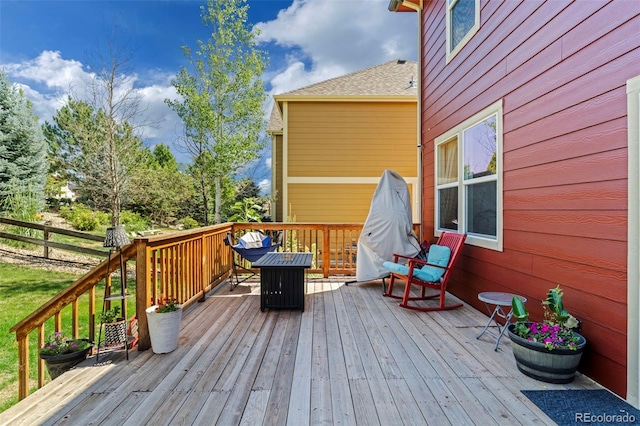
top-left (133, 224), bottom-right (235, 351)
top-left (232, 223), bottom-right (365, 276)
top-left (8, 243), bottom-right (137, 400)
top-left (8, 222), bottom-right (419, 400)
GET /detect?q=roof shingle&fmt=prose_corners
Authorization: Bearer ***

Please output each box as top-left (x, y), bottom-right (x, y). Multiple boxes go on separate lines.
top-left (278, 59), bottom-right (418, 97)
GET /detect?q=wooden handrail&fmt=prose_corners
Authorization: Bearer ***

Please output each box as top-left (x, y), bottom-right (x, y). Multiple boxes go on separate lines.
top-left (9, 243), bottom-right (136, 399)
top-left (9, 244), bottom-right (136, 340)
top-left (133, 223), bottom-right (234, 351)
top-left (7, 221), bottom-right (420, 400)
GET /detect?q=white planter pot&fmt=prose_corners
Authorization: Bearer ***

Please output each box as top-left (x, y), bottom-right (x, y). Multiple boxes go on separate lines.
top-left (145, 306), bottom-right (182, 354)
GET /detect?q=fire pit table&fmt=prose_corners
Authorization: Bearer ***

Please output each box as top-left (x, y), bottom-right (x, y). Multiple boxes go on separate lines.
top-left (252, 252), bottom-right (313, 312)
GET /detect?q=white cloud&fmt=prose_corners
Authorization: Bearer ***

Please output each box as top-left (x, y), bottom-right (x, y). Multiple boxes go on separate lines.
top-left (256, 0), bottom-right (418, 95)
top-left (3, 50), bottom-right (181, 149)
top-left (4, 50), bottom-right (85, 91)
top-left (258, 179), bottom-right (271, 195)
top-left (136, 83), bottom-right (181, 141)
top-left (266, 58), bottom-right (345, 96)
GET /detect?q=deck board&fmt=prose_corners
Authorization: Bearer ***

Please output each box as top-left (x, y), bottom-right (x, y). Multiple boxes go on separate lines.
top-left (0, 276), bottom-right (603, 425)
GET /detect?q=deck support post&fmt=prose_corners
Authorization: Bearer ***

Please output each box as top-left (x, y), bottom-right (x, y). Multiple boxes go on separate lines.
top-left (136, 241), bottom-right (151, 351)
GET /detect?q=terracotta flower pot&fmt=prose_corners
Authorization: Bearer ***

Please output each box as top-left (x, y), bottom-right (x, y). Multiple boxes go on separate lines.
top-left (507, 323), bottom-right (586, 384)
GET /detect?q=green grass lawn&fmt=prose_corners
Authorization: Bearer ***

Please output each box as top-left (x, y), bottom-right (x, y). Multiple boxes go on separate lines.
top-left (0, 262), bottom-right (136, 412)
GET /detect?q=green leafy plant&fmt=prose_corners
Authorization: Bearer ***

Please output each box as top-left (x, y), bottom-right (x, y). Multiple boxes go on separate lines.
top-left (120, 210), bottom-right (149, 232)
top-left (179, 216), bottom-right (199, 230)
top-left (151, 296), bottom-right (181, 313)
top-left (60, 204), bottom-right (108, 231)
top-left (39, 332), bottom-right (92, 356)
top-left (228, 198), bottom-right (263, 223)
top-left (511, 286), bottom-right (581, 351)
top-left (98, 305), bottom-right (122, 323)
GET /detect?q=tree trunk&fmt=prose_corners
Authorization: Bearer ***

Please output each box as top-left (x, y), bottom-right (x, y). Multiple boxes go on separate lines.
top-left (214, 176), bottom-right (221, 224)
top-left (200, 174), bottom-right (209, 225)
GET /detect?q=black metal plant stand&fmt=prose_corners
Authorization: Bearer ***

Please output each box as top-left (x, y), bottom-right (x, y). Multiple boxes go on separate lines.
top-left (97, 226), bottom-right (131, 362)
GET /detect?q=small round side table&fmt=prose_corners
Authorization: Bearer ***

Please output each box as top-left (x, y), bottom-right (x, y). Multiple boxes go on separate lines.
top-left (476, 291), bottom-right (527, 351)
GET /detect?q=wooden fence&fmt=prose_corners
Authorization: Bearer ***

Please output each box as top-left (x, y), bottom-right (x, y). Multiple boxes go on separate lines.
top-left (0, 217), bottom-right (107, 258)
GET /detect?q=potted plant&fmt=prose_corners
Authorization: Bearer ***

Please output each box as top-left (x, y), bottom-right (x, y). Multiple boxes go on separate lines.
top-left (39, 331), bottom-right (93, 379)
top-left (145, 296), bottom-right (182, 354)
top-left (98, 305), bottom-right (127, 346)
top-left (508, 285), bottom-right (587, 383)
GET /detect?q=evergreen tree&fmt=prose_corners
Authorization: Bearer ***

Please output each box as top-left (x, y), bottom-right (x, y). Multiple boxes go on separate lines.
top-left (0, 70), bottom-right (47, 213)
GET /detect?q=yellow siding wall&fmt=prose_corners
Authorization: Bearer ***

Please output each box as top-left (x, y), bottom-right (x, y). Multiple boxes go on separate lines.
top-left (287, 102), bottom-right (417, 178)
top-left (288, 183), bottom-right (414, 223)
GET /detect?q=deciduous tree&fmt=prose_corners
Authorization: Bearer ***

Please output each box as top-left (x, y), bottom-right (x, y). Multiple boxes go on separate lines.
top-left (129, 144), bottom-right (195, 226)
top-left (166, 0), bottom-right (268, 224)
top-left (44, 31), bottom-right (147, 226)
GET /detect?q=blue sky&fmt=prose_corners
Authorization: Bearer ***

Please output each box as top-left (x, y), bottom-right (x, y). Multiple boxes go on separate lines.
top-left (0, 0), bottom-right (418, 192)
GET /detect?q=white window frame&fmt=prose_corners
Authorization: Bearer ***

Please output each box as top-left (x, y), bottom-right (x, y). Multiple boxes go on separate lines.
top-left (626, 74), bottom-right (640, 408)
top-left (446, 0), bottom-right (480, 63)
top-left (434, 99), bottom-right (503, 251)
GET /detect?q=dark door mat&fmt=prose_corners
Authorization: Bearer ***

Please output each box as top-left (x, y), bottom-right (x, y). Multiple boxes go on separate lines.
top-left (522, 389), bottom-right (639, 425)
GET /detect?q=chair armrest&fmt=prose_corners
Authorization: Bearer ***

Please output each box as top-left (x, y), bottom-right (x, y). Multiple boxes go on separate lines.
top-left (406, 258), bottom-right (448, 271)
top-left (390, 254), bottom-right (449, 273)
top-left (391, 253), bottom-right (418, 263)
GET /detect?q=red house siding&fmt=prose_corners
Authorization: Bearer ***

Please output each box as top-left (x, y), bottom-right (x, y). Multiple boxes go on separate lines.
top-left (419, 0), bottom-right (640, 397)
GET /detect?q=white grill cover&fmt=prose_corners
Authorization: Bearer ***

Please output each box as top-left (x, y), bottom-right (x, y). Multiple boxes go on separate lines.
top-left (356, 170), bottom-right (419, 282)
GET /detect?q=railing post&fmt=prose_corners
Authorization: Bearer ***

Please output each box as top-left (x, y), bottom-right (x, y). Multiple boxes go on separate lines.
top-left (72, 299), bottom-right (79, 338)
top-left (44, 229), bottom-right (50, 259)
top-left (323, 226), bottom-right (330, 278)
top-left (89, 286), bottom-right (96, 343)
top-left (200, 234), bottom-right (206, 302)
top-left (136, 241), bottom-right (151, 351)
top-left (17, 336), bottom-right (29, 400)
top-left (37, 326), bottom-right (44, 388)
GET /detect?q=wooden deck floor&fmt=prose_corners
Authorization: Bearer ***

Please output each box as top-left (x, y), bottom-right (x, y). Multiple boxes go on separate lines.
top-left (0, 276), bottom-right (602, 425)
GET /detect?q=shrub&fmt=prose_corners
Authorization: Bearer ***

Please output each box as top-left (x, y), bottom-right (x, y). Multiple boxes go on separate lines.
top-left (58, 205), bottom-right (73, 221)
top-left (120, 210), bottom-right (149, 232)
top-left (179, 216), bottom-right (199, 230)
top-left (2, 182), bottom-right (41, 223)
top-left (59, 204), bottom-right (101, 231)
top-left (70, 210), bottom-right (100, 231)
top-left (95, 211), bottom-right (110, 226)
top-left (0, 181), bottom-right (42, 247)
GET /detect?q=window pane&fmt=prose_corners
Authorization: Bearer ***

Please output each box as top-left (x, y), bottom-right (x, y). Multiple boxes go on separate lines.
top-left (463, 114), bottom-right (497, 180)
top-left (437, 137), bottom-right (458, 185)
top-left (438, 187), bottom-right (458, 230)
top-left (451, 0), bottom-right (475, 51)
top-left (466, 181), bottom-right (496, 237)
